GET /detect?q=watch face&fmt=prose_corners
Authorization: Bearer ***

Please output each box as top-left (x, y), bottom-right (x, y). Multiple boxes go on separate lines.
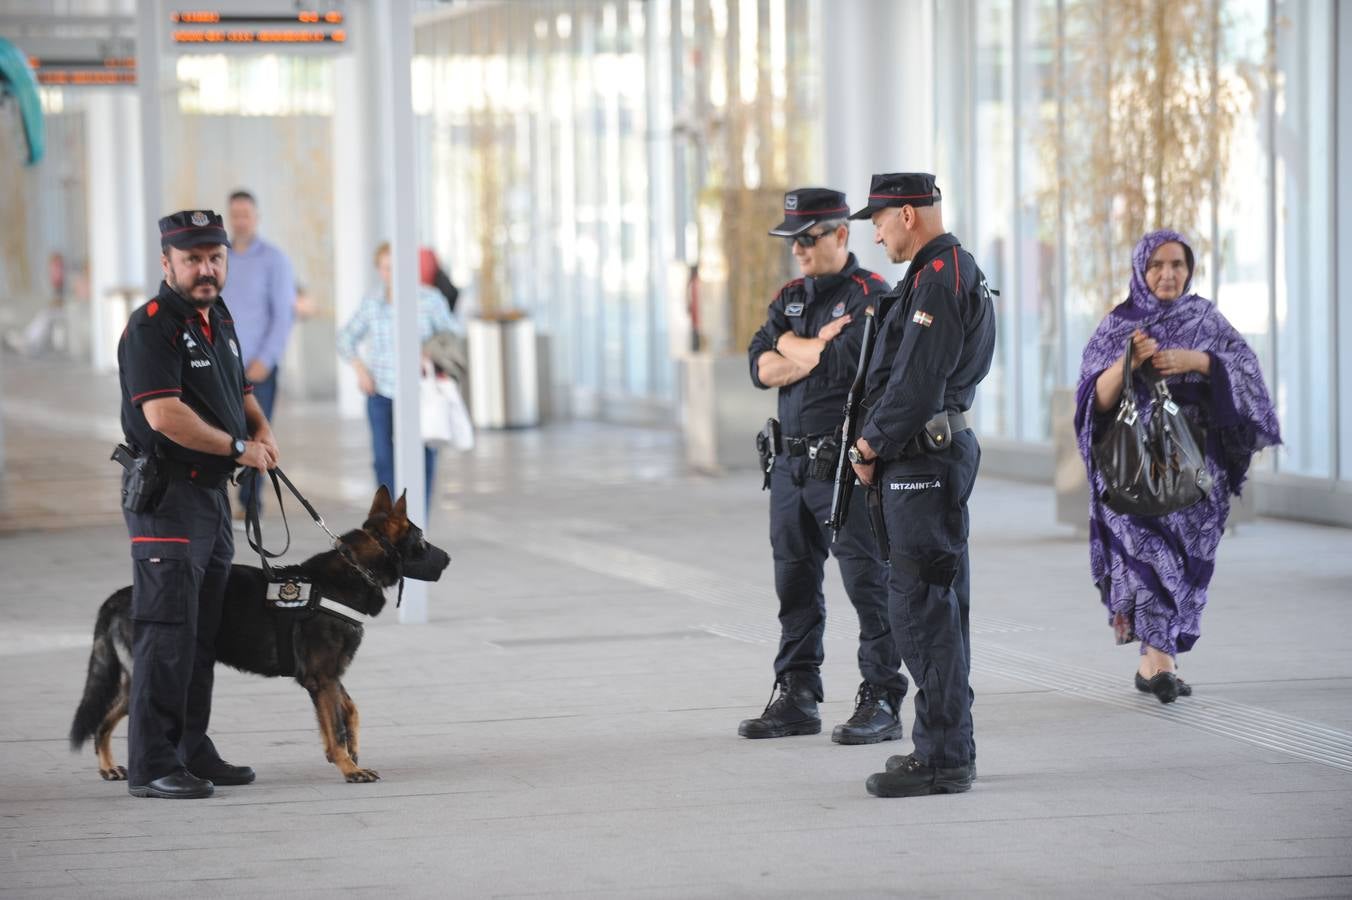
top-left (848, 446), bottom-right (862, 464)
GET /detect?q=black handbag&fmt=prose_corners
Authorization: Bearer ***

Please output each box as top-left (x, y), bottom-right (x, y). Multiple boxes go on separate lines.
top-left (1091, 336), bottom-right (1213, 517)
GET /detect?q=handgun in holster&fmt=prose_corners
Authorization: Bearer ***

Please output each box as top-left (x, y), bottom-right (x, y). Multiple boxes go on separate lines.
top-left (755, 418), bottom-right (782, 490)
top-left (112, 443), bottom-right (167, 513)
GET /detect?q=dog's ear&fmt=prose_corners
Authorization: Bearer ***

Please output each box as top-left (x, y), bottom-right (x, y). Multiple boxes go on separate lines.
top-left (391, 490), bottom-right (408, 524)
top-left (369, 485), bottom-right (393, 519)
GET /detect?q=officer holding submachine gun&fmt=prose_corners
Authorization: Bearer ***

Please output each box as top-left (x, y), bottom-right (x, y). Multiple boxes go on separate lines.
top-left (740, 187), bottom-right (907, 746)
top-left (845, 173), bottom-right (996, 798)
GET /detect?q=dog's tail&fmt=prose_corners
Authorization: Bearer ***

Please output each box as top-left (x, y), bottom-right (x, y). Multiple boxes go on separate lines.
top-left (69, 590), bottom-right (130, 751)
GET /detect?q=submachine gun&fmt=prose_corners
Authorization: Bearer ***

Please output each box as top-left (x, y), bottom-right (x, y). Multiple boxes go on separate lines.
top-left (826, 307), bottom-right (876, 542)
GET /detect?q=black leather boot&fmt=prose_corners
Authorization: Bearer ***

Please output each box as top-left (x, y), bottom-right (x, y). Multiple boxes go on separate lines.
top-left (867, 753), bottom-right (972, 798)
top-left (831, 682), bottom-right (904, 745)
top-left (737, 673), bottom-right (821, 738)
top-left (887, 752), bottom-right (976, 782)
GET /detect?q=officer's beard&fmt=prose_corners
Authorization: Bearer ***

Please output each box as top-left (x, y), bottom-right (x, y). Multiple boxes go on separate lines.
top-left (168, 273), bottom-right (220, 309)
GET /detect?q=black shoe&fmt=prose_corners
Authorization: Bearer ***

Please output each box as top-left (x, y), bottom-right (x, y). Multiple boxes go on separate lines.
top-left (737, 673), bottom-right (821, 739)
top-left (128, 768), bottom-right (214, 799)
top-left (187, 758), bottom-right (256, 786)
top-left (887, 753), bottom-right (976, 782)
top-left (1142, 671), bottom-right (1180, 704)
top-left (867, 753), bottom-right (972, 798)
top-left (832, 682), bottom-right (904, 745)
top-left (1135, 671), bottom-right (1191, 697)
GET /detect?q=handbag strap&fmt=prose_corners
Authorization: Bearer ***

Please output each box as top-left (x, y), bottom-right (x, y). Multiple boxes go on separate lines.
top-left (1115, 334), bottom-right (1139, 419)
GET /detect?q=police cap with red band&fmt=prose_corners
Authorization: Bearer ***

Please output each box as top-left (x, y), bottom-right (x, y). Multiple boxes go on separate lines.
top-left (158, 209), bottom-right (231, 250)
top-left (848, 173), bottom-right (942, 220)
top-left (768, 187), bottom-right (851, 238)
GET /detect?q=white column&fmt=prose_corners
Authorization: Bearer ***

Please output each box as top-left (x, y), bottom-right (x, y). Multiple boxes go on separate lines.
top-left (376, 0), bottom-right (427, 624)
top-left (87, 90), bottom-right (144, 371)
top-left (821, 0), bottom-right (936, 275)
top-left (331, 5), bottom-right (376, 422)
top-left (135, 0), bottom-right (164, 293)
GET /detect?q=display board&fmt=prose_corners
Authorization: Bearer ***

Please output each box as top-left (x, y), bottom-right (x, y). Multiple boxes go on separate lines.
top-left (168, 5), bottom-right (349, 51)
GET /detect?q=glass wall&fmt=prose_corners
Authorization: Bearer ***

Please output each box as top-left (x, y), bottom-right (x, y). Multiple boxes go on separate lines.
top-left (934, 0), bottom-right (1350, 492)
top-left (413, 0), bottom-right (819, 420)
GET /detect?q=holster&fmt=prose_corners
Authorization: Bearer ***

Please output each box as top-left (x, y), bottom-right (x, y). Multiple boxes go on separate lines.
top-left (112, 444), bottom-right (167, 513)
top-left (755, 418), bottom-right (782, 490)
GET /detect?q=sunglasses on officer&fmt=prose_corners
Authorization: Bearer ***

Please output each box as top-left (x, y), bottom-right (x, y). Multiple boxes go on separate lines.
top-left (790, 227), bottom-right (837, 249)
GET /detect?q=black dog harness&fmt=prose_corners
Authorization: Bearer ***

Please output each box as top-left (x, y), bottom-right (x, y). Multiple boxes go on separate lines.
top-left (243, 468), bottom-right (399, 627)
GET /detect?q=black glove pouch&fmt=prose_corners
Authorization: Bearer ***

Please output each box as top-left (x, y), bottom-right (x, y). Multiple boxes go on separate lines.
top-left (807, 436), bottom-right (840, 481)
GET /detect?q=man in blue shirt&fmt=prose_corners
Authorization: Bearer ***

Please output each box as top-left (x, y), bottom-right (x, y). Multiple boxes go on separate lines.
top-left (226, 190), bottom-right (296, 518)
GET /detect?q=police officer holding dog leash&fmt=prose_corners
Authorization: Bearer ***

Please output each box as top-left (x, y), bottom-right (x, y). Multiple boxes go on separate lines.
top-left (846, 174), bottom-right (996, 798)
top-left (740, 188), bottom-right (908, 746)
top-left (115, 209), bottom-right (280, 799)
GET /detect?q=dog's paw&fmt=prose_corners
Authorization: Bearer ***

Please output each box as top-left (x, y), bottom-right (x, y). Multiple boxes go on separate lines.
top-left (344, 767), bottom-right (380, 783)
top-left (100, 766), bottom-right (127, 781)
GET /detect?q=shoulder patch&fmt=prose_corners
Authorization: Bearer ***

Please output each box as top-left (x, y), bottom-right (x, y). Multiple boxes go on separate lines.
top-left (146, 300), bottom-right (159, 317)
top-left (931, 259), bottom-right (944, 272)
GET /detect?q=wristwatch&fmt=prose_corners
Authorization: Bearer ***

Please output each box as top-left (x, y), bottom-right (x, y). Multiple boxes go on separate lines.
top-left (847, 445), bottom-right (872, 465)
top-left (232, 438), bottom-right (247, 459)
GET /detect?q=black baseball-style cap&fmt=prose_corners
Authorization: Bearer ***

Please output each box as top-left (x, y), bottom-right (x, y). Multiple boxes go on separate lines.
top-left (158, 209), bottom-right (231, 250)
top-left (848, 173), bottom-right (942, 220)
top-left (768, 187), bottom-right (852, 238)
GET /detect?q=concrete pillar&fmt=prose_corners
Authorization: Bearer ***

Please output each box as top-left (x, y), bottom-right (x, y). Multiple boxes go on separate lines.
top-left (331, 1), bottom-right (380, 422)
top-left (821, 0), bottom-right (936, 275)
top-left (375, 0), bottom-right (428, 624)
top-left (135, 0), bottom-right (165, 293)
top-left (86, 90), bottom-right (145, 372)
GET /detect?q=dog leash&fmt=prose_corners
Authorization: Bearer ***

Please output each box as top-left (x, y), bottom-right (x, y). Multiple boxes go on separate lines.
top-left (243, 468), bottom-right (387, 593)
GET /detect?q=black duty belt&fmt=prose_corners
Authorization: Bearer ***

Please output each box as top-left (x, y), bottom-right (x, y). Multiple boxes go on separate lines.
top-left (784, 433), bottom-right (834, 457)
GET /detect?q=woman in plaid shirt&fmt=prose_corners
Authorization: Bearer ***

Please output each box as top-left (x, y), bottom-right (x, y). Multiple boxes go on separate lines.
top-left (337, 242), bottom-right (462, 507)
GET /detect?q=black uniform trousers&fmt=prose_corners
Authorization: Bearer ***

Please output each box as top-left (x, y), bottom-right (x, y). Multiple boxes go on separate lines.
top-left (122, 477), bottom-right (233, 785)
top-left (876, 430), bottom-right (980, 769)
top-left (769, 454), bottom-right (905, 699)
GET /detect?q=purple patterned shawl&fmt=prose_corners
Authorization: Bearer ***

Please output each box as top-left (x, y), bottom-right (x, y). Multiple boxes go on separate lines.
top-left (1073, 230), bottom-right (1281, 654)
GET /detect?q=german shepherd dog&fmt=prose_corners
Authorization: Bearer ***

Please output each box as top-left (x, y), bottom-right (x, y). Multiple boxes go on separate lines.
top-left (69, 486), bottom-right (450, 783)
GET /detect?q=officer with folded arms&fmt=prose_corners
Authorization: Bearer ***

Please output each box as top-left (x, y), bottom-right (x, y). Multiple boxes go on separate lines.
top-left (115, 210), bottom-right (280, 798)
top-left (845, 173), bottom-right (996, 797)
top-left (740, 187), bottom-right (908, 745)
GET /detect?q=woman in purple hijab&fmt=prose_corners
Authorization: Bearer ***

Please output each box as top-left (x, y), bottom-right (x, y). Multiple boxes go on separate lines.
top-left (1074, 230), bottom-right (1281, 703)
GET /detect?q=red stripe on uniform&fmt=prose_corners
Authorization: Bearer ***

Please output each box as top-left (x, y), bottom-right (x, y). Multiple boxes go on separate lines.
top-left (850, 274), bottom-right (870, 296)
top-left (953, 248), bottom-right (961, 295)
top-left (131, 387), bottom-right (181, 403)
top-left (131, 537), bottom-right (190, 544)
